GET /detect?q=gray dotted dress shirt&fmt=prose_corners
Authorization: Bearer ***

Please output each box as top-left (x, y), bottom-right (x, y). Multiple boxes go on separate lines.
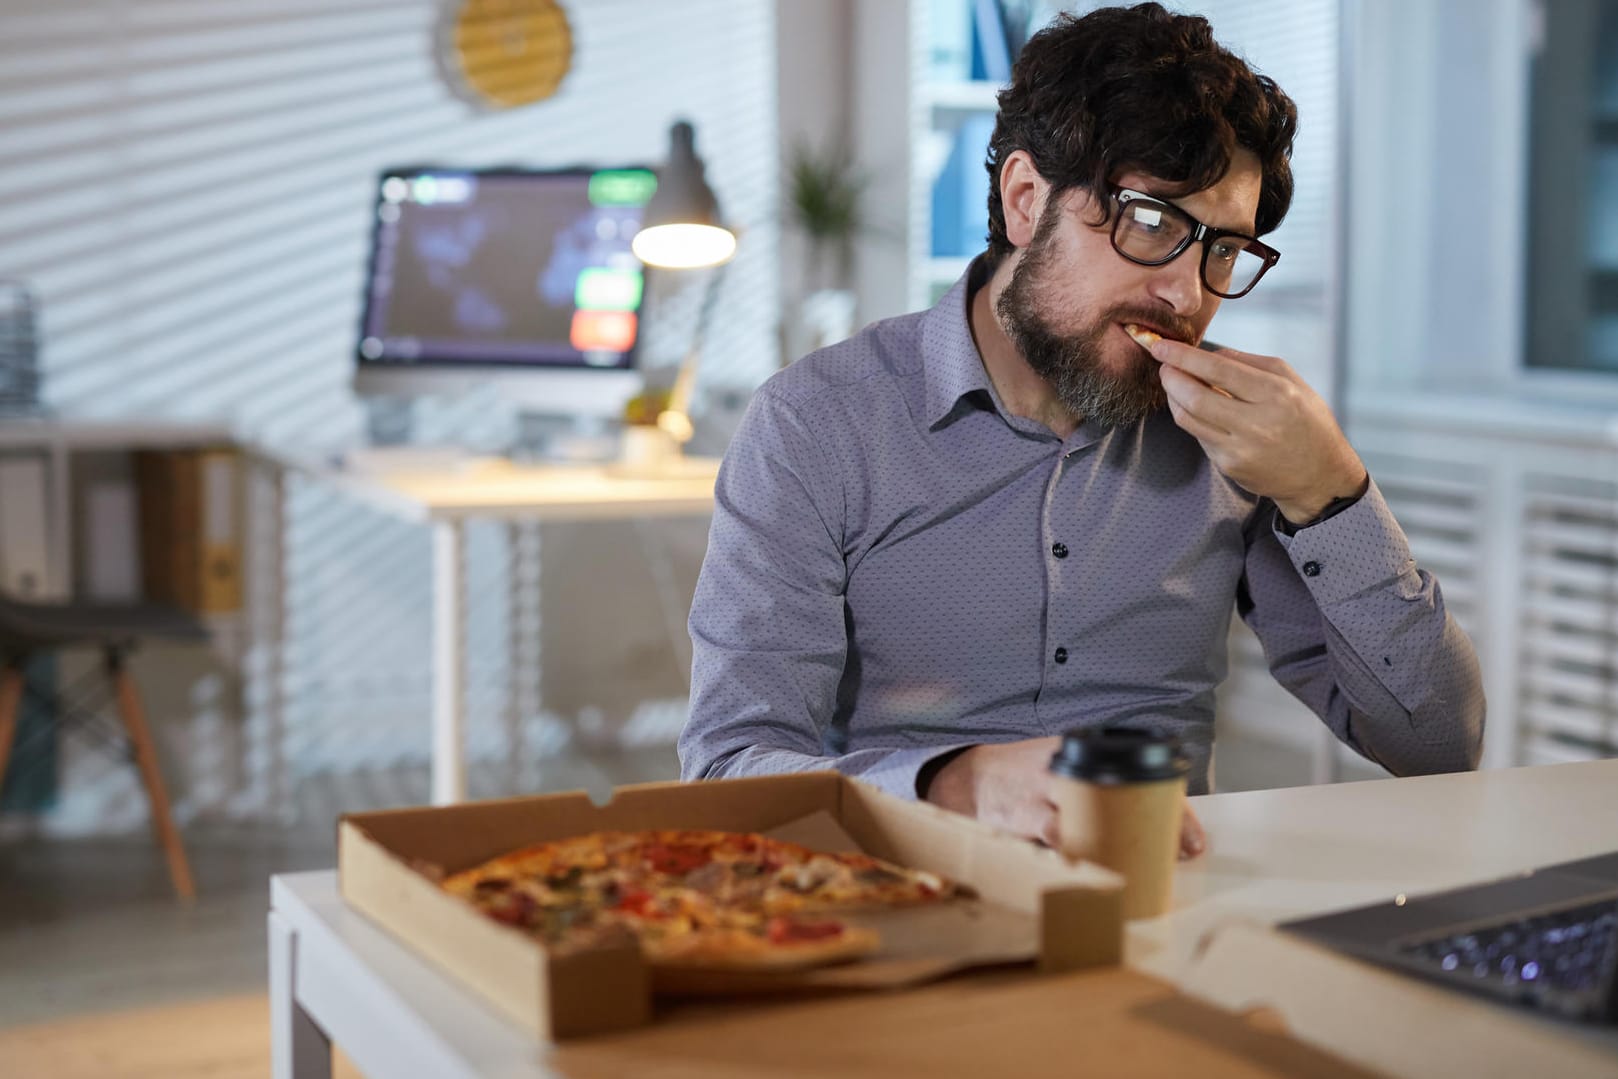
top-left (680, 265), bottom-right (1485, 799)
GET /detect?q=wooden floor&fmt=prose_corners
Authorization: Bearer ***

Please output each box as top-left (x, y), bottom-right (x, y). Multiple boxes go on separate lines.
top-left (0, 736), bottom-right (1346, 1076)
top-left (0, 992), bottom-right (368, 1079)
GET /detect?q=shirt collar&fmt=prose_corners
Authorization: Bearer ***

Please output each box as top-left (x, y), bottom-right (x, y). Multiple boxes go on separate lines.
top-left (921, 256), bottom-right (1000, 429)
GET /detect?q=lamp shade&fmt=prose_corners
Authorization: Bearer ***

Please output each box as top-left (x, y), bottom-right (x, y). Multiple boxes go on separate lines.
top-left (632, 121), bottom-right (737, 269)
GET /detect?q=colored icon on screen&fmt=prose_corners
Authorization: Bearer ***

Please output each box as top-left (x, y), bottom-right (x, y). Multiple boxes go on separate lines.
top-left (589, 169), bottom-right (657, 207)
top-left (575, 267), bottom-right (644, 311)
top-left (570, 309), bottom-right (637, 352)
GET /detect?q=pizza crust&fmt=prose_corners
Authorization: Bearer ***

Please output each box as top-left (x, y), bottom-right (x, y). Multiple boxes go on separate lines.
top-left (1123, 323), bottom-right (1162, 347)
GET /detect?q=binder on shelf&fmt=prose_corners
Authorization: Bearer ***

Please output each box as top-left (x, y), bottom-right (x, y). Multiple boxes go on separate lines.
top-left (970, 0), bottom-right (1013, 83)
top-left (930, 115), bottom-right (996, 259)
top-left (0, 452), bottom-right (55, 600)
top-left (136, 448), bottom-right (242, 615)
top-left (82, 478), bottom-right (141, 603)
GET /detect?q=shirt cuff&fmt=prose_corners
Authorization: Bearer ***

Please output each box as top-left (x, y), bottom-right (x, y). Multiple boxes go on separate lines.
top-left (1271, 478), bottom-right (1417, 607)
top-left (856, 744), bottom-right (977, 802)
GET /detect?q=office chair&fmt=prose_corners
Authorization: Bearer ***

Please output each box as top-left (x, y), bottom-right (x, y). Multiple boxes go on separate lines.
top-left (0, 595), bottom-right (206, 901)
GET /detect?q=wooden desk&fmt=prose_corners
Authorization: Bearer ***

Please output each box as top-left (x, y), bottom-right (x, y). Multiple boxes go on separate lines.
top-left (319, 456), bottom-right (720, 804)
top-left (268, 760), bottom-right (1618, 1078)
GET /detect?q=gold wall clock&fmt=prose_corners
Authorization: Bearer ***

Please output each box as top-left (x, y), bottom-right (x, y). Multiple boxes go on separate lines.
top-left (436, 0), bottom-right (574, 110)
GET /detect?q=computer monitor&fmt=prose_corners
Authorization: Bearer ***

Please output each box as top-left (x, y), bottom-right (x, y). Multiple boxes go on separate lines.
top-left (352, 166), bottom-right (656, 418)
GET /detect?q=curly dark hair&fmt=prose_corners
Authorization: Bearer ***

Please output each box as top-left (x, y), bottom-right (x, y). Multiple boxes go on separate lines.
top-left (983, 3), bottom-right (1298, 267)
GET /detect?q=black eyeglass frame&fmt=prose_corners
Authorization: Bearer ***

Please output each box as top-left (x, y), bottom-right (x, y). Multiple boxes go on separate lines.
top-left (1108, 186), bottom-right (1281, 299)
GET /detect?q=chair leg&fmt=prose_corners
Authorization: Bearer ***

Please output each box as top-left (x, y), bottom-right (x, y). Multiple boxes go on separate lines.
top-left (0, 662), bottom-right (23, 798)
top-left (107, 651), bottom-right (197, 902)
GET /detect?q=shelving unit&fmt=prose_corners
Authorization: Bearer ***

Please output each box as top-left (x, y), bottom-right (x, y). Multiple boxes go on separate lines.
top-left (906, 1), bottom-right (1018, 311)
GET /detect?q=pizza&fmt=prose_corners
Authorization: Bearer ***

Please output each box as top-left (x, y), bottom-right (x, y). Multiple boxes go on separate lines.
top-left (1124, 322), bottom-right (1162, 348)
top-left (440, 829), bottom-right (954, 971)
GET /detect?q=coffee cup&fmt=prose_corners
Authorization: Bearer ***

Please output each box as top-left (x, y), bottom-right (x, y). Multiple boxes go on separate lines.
top-left (1048, 727), bottom-right (1190, 920)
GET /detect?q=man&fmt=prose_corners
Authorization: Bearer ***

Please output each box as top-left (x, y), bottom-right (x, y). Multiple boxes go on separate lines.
top-left (679, 3), bottom-right (1484, 857)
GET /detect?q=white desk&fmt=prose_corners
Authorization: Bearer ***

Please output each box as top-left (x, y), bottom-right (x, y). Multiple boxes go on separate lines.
top-left (268, 759), bottom-right (1618, 1078)
top-left (321, 456), bottom-right (720, 804)
top-left (1129, 756), bottom-right (1618, 983)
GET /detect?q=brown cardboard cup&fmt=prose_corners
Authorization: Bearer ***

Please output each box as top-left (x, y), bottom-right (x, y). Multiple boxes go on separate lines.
top-left (1049, 728), bottom-right (1189, 920)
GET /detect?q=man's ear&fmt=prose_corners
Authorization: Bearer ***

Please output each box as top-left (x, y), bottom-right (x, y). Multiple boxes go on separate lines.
top-left (999, 150), bottom-right (1048, 250)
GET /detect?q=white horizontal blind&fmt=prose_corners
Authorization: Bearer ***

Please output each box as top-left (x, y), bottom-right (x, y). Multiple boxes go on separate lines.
top-left (0, 0), bottom-right (778, 833)
top-left (1518, 476), bottom-right (1618, 761)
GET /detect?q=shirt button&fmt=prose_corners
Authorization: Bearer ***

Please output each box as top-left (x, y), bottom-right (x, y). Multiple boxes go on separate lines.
top-left (1302, 560), bottom-right (1322, 578)
top-left (1054, 647), bottom-right (1068, 664)
top-left (1051, 542), bottom-right (1068, 559)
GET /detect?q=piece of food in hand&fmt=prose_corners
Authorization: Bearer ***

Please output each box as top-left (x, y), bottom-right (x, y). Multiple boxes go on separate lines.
top-left (1124, 323), bottom-right (1162, 348)
top-left (1129, 323), bottom-right (1239, 398)
top-left (441, 829), bottom-right (954, 972)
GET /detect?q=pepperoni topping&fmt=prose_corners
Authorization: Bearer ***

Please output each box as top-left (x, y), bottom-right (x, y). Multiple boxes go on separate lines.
top-left (488, 891), bottom-right (537, 926)
top-left (615, 887), bottom-right (660, 918)
top-left (766, 916), bottom-right (845, 944)
top-left (643, 842), bottom-right (713, 875)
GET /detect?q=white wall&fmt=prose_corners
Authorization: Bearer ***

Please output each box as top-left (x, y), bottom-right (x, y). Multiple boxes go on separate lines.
top-left (0, 0), bottom-right (779, 833)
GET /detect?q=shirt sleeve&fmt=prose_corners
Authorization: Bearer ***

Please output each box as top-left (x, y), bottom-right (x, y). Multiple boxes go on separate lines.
top-left (678, 387), bottom-right (959, 800)
top-left (1237, 477), bottom-right (1485, 774)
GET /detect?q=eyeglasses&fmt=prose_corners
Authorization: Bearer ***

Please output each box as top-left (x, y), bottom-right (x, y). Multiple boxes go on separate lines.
top-left (1108, 187), bottom-right (1280, 299)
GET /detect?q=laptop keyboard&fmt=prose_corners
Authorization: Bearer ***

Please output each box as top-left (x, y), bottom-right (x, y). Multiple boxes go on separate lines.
top-left (1395, 897), bottom-right (1618, 1021)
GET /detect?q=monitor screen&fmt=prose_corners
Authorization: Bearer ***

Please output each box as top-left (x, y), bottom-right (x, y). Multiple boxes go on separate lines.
top-left (355, 167), bottom-right (657, 376)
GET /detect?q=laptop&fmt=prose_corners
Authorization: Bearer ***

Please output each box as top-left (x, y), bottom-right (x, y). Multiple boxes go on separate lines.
top-left (1280, 851), bottom-right (1618, 1025)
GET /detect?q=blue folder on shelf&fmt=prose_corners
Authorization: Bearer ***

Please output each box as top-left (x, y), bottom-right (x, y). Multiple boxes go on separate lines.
top-left (931, 115), bottom-right (996, 258)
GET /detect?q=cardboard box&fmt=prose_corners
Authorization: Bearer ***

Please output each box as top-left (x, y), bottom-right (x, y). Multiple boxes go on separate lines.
top-left (134, 448), bottom-right (242, 614)
top-left (1180, 922), bottom-right (1618, 1078)
top-left (339, 772), bottom-right (1124, 1041)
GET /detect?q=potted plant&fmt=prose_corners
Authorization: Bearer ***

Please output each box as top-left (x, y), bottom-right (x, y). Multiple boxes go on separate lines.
top-left (782, 140), bottom-right (872, 365)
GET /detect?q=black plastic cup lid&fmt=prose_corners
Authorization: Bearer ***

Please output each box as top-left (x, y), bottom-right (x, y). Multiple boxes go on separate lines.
top-left (1048, 727), bottom-right (1189, 783)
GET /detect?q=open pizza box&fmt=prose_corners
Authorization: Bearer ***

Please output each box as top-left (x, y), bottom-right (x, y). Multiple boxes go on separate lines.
top-left (1177, 921), bottom-right (1618, 1078)
top-left (339, 772), bottom-right (1124, 1040)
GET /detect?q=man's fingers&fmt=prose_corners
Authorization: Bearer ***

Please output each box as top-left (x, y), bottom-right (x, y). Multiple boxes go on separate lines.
top-left (1149, 338), bottom-right (1278, 402)
top-left (1179, 803), bottom-right (1207, 861)
top-left (1038, 803), bottom-right (1062, 850)
top-left (1162, 371), bottom-right (1233, 441)
top-left (1159, 365), bottom-right (1243, 428)
top-left (1212, 345), bottom-right (1294, 379)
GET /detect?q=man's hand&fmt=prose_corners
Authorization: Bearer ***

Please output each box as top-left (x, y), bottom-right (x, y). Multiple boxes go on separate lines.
top-left (1147, 338), bottom-right (1368, 526)
top-left (923, 738), bottom-right (1207, 859)
top-left (925, 737), bottom-right (1065, 845)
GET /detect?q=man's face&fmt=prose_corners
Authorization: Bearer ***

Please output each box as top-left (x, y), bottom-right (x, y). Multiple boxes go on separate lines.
top-left (995, 151), bottom-right (1263, 428)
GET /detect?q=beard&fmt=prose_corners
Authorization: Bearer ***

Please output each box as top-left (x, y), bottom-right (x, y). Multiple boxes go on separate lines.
top-left (995, 206), bottom-right (1188, 429)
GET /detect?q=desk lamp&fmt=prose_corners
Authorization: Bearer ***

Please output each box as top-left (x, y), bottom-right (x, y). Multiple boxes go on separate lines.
top-left (631, 120), bottom-right (737, 446)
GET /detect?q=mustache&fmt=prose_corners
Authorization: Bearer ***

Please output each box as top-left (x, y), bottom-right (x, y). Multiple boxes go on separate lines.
top-left (1105, 306), bottom-right (1198, 344)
